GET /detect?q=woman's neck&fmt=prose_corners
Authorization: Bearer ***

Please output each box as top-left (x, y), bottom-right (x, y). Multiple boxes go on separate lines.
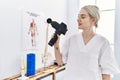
top-left (82, 29), bottom-right (95, 37)
top-left (82, 29), bottom-right (95, 45)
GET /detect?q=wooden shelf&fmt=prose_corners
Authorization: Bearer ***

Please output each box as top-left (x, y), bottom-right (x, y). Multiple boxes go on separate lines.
top-left (4, 65), bottom-right (65, 80)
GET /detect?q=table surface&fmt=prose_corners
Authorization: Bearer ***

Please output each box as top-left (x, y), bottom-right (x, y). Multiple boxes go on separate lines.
top-left (4, 65), bottom-right (65, 80)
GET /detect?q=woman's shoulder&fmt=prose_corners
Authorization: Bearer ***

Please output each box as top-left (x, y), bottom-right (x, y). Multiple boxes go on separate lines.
top-left (70, 32), bottom-right (81, 38)
top-left (96, 34), bottom-right (110, 44)
top-left (64, 32), bottom-right (81, 42)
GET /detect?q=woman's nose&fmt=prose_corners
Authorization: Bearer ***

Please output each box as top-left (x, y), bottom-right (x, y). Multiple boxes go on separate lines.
top-left (77, 18), bottom-right (81, 22)
top-left (77, 18), bottom-right (79, 22)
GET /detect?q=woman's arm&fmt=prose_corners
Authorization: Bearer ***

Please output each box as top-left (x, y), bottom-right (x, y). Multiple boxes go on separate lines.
top-left (54, 46), bottom-right (64, 66)
top-left (54, 35), bottom-right (64, 66)
top-left (102, 74), bottom-right (110, 80)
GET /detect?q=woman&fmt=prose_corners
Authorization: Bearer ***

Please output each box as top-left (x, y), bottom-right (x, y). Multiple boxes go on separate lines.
top-left (53, 5), bottom-right (120, 80)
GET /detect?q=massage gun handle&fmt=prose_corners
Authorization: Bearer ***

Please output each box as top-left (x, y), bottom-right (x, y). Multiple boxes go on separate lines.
top-left (48, 33), bottom-right (58, 46)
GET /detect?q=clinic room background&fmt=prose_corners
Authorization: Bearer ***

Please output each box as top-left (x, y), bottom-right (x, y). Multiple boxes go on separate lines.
top-left (0, 0), bottom-right (120, 80)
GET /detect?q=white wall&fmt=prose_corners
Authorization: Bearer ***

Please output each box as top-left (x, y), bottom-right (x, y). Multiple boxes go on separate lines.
top-left (0, 0), bottom-right (67, 79)
top-left (114, 0), bottom-right (120, 80)
top-left (66, 0), bottom-right (79, 37)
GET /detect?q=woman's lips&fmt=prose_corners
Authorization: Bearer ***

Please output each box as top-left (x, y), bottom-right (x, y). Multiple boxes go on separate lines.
top-left (79, 23), bottom-right (82, 26)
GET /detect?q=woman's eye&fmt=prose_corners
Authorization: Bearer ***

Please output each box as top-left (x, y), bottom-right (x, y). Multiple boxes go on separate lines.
top-left (81, 17), bottom-right (85, 19)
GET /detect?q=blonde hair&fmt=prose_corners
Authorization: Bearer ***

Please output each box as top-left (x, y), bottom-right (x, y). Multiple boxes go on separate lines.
top-left (82, 5), bottom-right (100, 28)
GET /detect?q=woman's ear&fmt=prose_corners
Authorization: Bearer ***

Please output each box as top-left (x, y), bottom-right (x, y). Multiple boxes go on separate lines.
top-left (92, 18), bottom-right (96, 23)
top-left (91, 18), bottom-right (96, 26)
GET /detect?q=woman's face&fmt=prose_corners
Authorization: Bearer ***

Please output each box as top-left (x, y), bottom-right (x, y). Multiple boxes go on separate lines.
top-left (77, 9), bottom-right (95, 30)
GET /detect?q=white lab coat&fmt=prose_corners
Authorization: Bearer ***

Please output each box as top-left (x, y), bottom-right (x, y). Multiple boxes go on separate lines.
top-left (61, 32), bottom-right (120, 80)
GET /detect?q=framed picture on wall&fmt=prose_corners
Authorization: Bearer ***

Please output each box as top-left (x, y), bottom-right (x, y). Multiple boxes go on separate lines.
top-left (22, 10), bottom-right (46, 52)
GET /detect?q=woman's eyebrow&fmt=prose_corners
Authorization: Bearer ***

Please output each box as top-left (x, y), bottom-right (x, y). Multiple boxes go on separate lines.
top-left (80, 14), bottom-right (87, 16)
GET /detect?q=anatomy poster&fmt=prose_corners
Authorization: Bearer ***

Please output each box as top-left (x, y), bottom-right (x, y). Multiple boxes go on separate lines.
top-left (22, 10), bottom-right (46, 51)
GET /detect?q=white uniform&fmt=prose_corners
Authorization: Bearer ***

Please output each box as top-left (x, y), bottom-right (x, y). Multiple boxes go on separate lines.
top-left (61, 32), bottom-right (120, 80)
